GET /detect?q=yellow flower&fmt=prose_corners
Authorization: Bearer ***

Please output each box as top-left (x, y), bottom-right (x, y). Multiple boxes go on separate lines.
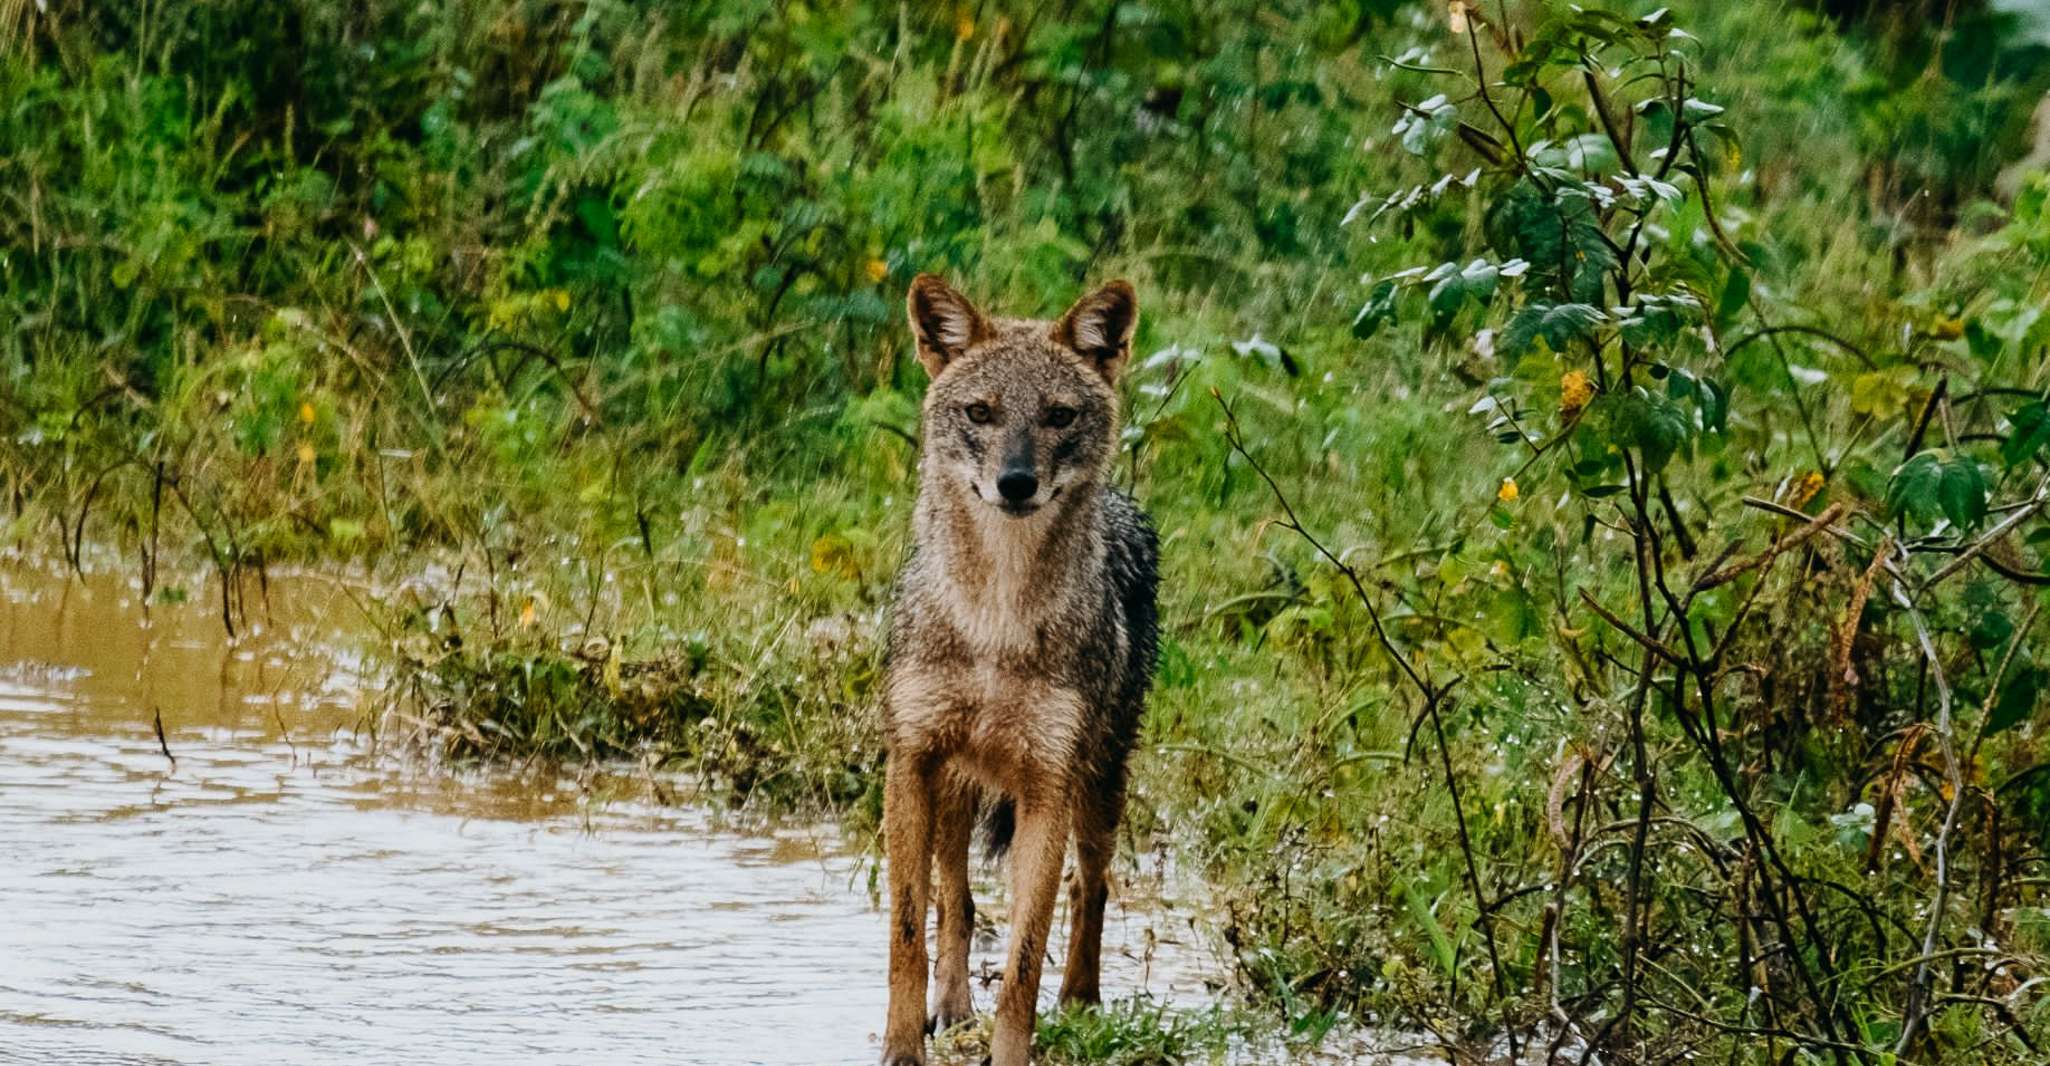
top-left (955, 10), bottom-right (974, 41)
top-left (1498, 477), bottom-right (1519, 502)
top-left (811, 533), bottom-right (859, 579)
top-left (1559, 370), bottom-right (1594, 417)
top-left (518, 599), bottom-right (537, 628)
top-left (299, 401), bottom-right (317, 425)
top-left (1789, 470), bottom-right (1825, 509)
top-left (865, 258), bottom-right (889, 284)
top-left (296, 441), bottom-right (316, 465)
top-left (552, 290), bottom-right (572, 312)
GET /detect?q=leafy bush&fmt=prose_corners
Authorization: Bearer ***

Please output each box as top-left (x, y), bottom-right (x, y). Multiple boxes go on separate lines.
top-left (1212, 5), bottom-right (2050, 1060)
top-left (3, 1), bottom-right (2048, 1061)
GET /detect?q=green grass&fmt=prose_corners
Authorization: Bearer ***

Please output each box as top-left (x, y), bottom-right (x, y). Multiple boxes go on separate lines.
top-left (925, 1000), bottom-right (1338, 1066)
top-left (1032, 1001), bottom-right (1234, 1066)
top-left (6, 1), bottom-right (2050, 1061)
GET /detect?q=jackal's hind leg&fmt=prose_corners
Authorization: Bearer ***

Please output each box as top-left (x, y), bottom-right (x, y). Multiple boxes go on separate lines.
top-left (1058, 772), bottom-right (1124, 1007)
top-left (929, 777), bottom-right (977, 1032)
top-left (988, 790), bottom-right (1070, 1066)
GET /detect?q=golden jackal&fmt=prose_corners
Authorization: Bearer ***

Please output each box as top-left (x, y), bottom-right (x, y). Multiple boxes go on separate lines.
top-left (878, 275), bottom-right (1160, 1066)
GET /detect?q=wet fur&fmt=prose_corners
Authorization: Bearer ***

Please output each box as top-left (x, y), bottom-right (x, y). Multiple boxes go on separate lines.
top-left (878, 277), bottom-right (1159, 1066)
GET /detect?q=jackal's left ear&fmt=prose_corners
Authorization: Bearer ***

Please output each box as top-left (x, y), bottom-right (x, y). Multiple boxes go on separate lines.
top-left (1055, 280), bottom-right (1139, 382)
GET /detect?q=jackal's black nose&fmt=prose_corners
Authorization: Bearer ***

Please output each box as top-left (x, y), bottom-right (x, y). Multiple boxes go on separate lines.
top-left (996, 470), bottom-right (1039, 502)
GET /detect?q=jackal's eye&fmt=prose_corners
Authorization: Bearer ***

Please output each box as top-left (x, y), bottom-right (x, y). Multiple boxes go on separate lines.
top-left (1044, 405), bottom-right (1076, 429)
top-left (965, 402), bottom-right (993, 425)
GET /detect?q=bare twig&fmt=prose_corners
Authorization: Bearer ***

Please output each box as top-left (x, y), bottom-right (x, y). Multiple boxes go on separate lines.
top-left (1215, 392), bottom-right (1519, 1054)
top-left (1694, 502), bottom-right (1846, 591)
top-left (151, 706), bottom-right (176, 769)
top-left (1917, 473), bottom-right (2050, 592)
top-left (1890, 543), bottom-right (1963, 1056)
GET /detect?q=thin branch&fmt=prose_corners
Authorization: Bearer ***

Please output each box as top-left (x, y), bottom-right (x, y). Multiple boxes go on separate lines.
top-left (1694, 502), bottom-right (1846, 591)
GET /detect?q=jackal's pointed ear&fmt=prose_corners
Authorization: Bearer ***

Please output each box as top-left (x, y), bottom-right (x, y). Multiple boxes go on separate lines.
top-left (1055, 280), bottom-right (1138, 383)
top-left (907, 274), bottom-right (989, 378)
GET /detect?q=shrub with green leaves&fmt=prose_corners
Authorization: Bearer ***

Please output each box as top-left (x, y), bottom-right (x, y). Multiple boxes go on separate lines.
top-left (4, 1), bottom-right (2050, 1062)
top-left (1207, 4), bottom-right (2050, 1060)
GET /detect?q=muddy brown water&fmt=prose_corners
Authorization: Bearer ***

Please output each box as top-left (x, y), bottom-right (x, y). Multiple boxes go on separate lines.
top-left (0, 564), bottom-right (1294, 1065)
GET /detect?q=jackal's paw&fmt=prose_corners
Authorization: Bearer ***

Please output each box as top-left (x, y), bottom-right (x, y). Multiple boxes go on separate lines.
top-left (1056, 984), bottom-right (1101, 1008)
top-left (927, 998), bottom-right (976, 1034)
top-left (879, 1050), bottom-right (924, 1066)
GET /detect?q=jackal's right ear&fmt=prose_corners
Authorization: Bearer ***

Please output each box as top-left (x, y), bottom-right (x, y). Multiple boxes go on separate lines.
top-left (907, 274), bottom-right (989, 378)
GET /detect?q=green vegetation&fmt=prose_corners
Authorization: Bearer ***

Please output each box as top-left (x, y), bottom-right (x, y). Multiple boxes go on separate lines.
top-left (7, 0), bottom-right (2050, 1060)
top-left (932, 1000), bottom-right (1246, 1066)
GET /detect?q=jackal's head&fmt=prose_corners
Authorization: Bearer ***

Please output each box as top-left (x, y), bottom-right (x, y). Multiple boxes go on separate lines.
top-left (906, 275), bottom-right (1138, 519)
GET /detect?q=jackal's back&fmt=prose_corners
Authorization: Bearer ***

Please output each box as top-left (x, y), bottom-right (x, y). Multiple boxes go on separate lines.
top-left (1095, 486), bottom-right (1159, 746)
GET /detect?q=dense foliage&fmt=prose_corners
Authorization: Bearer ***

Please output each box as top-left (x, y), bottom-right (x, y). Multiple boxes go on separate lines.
top-left (6, 1), bottom-right (2050, 1061)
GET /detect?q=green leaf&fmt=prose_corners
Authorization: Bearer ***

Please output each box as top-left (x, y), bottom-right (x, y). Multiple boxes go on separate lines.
top-left (1399, 95), bottom-right (1458, 156)
top-left (1699, 378), bottom-right (1729, 432)
top-left (1970, 609), bottom-right (2014, 651)
top-left (1937, 456), bottom-right (1988, 530)
top-left (1533, 134), bottom-right (1620, 174)
top-left (1715, 268), bottom-right (1751, 329)
top-left (1426, 259), bottom-right (1502, 321)
top-left (1402, 881), bottom-right (1459, 980)
top-left (1615, 387), bottom-right (1690, 472)
top-left (1987, 666), bottom-right (2044, 735)
top-left (1485, 180), bottom-right (1616, 303)
top-left (1559, 197), bottom-right (1620, 303)
top-left (1886, 453), bottom-right (1942, 522)
top-left (2003, 402), bottom-right (2050, 468)
top-left (1966, 319), bottom-right (2003, 362)
top-left (1353, 280), bottom-right (1398, 340)
top-left (1619, 291), bottom-right (1703, 349)
top-left (1501, 302), bottom-right (1605, 358)
top-left (1664, 368), bottom-right (1728, 433)
top-left (1681, 98), bottom-right (1726, 121)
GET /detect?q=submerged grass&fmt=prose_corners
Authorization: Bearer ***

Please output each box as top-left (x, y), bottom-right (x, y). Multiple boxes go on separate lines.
top-left (7, 0), bottom-right (2050, 1061)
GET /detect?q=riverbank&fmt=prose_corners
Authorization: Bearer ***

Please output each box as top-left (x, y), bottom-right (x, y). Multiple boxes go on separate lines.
top-left (4, 559), bottom-right (1406, 1066)
top-left (8, 2), bottom-right (2050, 1060)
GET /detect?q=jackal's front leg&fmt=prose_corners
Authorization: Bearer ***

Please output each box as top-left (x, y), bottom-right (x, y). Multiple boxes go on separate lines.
top-left (882, 755), bottom-right (936, 1065)
top-left (930, 779), bottom-right (977, 1032)
top-left (989, 791), bottom-right (1070, 1066)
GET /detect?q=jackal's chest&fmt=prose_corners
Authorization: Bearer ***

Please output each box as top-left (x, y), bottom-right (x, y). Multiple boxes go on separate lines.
top-left (940, 574), bottom-right (1048, 653)
top-left (886, 661), bottom-right (1086, 786)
